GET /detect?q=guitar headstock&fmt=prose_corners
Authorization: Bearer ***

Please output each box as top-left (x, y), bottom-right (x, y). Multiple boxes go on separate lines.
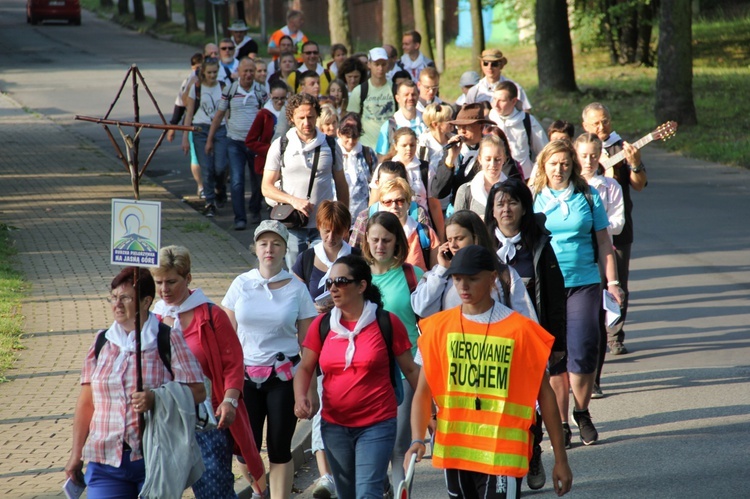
top-left (652, 121), bottom-right (678, 141)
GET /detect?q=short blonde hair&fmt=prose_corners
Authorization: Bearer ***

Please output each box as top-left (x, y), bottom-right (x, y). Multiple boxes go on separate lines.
top-left (378, 177), bottom-right (413, 202)
top-left (422, 102), bottom-right (453, 128)
top-left (317, 103), bottom-right (339, 128)
top-left (152, 245), bottom-right (192, 278)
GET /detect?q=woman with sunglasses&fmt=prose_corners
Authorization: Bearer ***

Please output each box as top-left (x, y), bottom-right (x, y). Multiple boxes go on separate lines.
top-left (221, 220), bottom-right (318, 498)
top-left (378, 177), bottom-right (440, 271)
top-left (362, 211), bottom-right (425, 488)
top-left (294, 255), bottom-right (419, 498)
top-left (182, 57), bottom-right (229, 218)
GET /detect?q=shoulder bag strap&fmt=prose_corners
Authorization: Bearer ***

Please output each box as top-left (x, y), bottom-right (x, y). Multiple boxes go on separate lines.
top-left (305, 145), bottom-right (322, 200)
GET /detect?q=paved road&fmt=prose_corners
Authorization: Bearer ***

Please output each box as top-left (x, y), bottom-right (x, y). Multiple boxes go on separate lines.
top-left (2, 2), bottom-right (750, 498)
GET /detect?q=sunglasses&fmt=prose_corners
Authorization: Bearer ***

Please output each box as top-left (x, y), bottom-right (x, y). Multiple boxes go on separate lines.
top-left (220, 46), bottom-right (235, 51)
top-left (325, 276), bottom-right (359, 290)
top-left (482, 61), bottom-right (501, 68)
top-left (381, 197), bottom-right (407, 208)
top-left (303, 50), bottom-right (319, 55)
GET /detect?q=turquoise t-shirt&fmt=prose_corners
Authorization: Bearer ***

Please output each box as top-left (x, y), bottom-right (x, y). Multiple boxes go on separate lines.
top-left (533, 187), bottom-right (609, 288)
top-left (372, 265), bottom-right (424, 358)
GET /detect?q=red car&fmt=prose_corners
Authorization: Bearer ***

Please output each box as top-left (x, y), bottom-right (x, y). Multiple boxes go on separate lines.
top-left (27, 0), bottom-right (81, 25)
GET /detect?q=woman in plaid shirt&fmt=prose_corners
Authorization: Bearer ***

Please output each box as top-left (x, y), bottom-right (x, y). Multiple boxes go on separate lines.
top-left (64, 267), bottom-right (206, 498)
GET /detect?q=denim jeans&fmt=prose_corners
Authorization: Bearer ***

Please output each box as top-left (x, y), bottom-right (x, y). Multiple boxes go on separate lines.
top-left (193, 124), bottom-right (228, 205)
top-left (227, 139), bottom-right (261, 223)
top-left (322, 417), bottom-right (397, 499)
top-left (84, 450), bottom-right (144, 499)
top-left (285, 227), bottom-right (321, 270)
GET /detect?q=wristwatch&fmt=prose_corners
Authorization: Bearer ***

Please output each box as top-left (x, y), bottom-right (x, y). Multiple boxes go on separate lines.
top-left (223, 397), bottom-right (238, 408)
top-left (630, 163), bottom-right (645, 173)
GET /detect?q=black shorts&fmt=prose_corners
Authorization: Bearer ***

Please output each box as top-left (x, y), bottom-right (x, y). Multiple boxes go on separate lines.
top-left (444, 469), bottom-right (522, 499)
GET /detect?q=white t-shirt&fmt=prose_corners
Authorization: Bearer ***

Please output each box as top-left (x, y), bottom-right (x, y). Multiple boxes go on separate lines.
top-left (189, 83), bottom-right (224, 125)
top-left (222, 271), bottom-right (318, 366)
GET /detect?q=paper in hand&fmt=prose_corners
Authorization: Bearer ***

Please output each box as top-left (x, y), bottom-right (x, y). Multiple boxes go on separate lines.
top-left (63, 478), bottom-right (85, 499)
top-left (602, 290), bottom-right (621, 328)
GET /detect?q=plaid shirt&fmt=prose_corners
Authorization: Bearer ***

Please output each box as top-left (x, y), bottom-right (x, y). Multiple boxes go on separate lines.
top-left (80, 328), bottom-right (204, 467)
top-left (348, 203), bottom-right (433, 250)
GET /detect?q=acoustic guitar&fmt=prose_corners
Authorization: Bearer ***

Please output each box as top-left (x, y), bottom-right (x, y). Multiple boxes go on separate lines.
top-left (601, 121), bottom-right (678, 171)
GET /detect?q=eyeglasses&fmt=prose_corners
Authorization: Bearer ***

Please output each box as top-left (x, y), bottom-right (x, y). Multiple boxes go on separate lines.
top-left (108, 294), bottom-right (134, 304)
top-left (585, 119), bottom-right (611, 128)
top-left (423, 85), bottom-right (439, 91)
top-left (303, 50), bottom-right (319, 55)
top-left (220, 46), bottom-right (235, 51)
top-left (381, 197), bottom-right (407, 208)
top-left (271, 96), bottom-right (287, 102)
top-left (325, 276), bottom-right (359, 290)
top-left (482, 61), bottom-right (501, 68)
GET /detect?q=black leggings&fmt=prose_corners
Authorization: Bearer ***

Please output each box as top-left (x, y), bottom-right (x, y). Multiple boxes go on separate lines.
top-left (243, 376), bottom-right (297, 463)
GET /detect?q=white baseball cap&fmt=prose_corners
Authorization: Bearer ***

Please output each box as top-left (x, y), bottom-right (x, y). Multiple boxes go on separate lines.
top-left (368, 47), bottom-right (388, 62)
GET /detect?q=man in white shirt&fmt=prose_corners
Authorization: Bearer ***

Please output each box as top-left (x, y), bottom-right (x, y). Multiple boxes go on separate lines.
top-left (207, 58), bottom-right (269, 230)
top-left (346, 48), bottom-right (397, 149)
top-left (400, 30), bottom-right (435, 81)
top-left (217, 38), bottom-right (239, 85)
top-left (228, 20), bottom-right (259, 61)
top-left (466, 49), bottom-right (531, 112)
top-left (489, 81), bottom-right (547, 179)
top-left (375, 80), bottom-right (427, 156)
top-left (416, 66), bottom-right (443, 113)
top-left (262, 94), bottom-right (349, 267)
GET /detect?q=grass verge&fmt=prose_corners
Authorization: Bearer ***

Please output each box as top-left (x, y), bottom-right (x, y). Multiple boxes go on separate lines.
top-left (442, 14), bottom-right (750, 168)
top-left (0, 224), bottom-right (28, 382)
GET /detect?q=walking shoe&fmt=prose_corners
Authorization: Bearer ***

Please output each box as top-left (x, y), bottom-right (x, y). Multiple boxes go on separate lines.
top-left (526, 441), bottom-right (546, 490)
top-left (383, 481), bottom-right (394, 499)
top-left (608, 341), bottom-right (628, 355)
top-left (233, 221), bottom-right (247, 231)
top-left (203, 204), bottom-right (216, 218)
top-left (248, 211), bottom-right (262, 225)
top-left (312, 474), bottom-right (337, 499)
top-left (215, 195), bottom-right (227, 209)
top-left (591, 383), bottom-right (605, 399)
top-left (573, 409), bottom-right (599, 445)
top-left (562, 422), bottom-right (572, 449)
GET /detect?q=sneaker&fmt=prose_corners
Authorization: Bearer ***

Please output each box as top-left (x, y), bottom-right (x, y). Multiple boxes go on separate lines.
top-left (233, 221), bottom-right (247, 231)
top-left (248, 211), bottom-right (262, 225)
top-left (312, 474), bottom-right (337, 499)
top-left (526, 442), bottom-right (546, 490)
top-left (562, 422), bottom-right (572, 449)
top-left (203, 204), bottom-right (216, 218)
top-left (251, 489), bottom-right (269, 499)
top-left (573, 409), bottom-right (599, 445)
top-left (591, 383), bottom-right (605, 399)
top-left (198, 187), bottom-right (205, 199)
top-left (215, 195), bottom-right (227, 209)
top-left (383, 481), bottom-right (394, 499)
top-left (608, 341), bottom-right (628, 355)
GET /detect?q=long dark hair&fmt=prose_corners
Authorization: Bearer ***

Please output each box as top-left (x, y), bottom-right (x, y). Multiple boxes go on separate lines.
top-left (363, 212), bottom-right (409, 269)
top-left (334, 254), bottom-right (383, 308)
top-left (485, 178), bottom-right (539, 252)
top-left (446, 210), bottom-right (507, 277)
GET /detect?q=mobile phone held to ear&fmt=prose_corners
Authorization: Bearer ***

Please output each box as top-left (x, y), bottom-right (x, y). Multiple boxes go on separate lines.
top-left (442, 250), bottom-right (453, 261)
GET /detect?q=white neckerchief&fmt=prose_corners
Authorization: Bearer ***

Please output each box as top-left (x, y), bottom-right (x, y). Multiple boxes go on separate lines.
top-left (403, 215), bottom-right (418, 240)
top-left (286, 127), bottom-right (326, 156)
top-left (393, 109), bottom-right (423, 129)
top-left (264, 100), bottom-right (281, 119)
top-left (105, 313), bottom-right (160, 373)
top-left (540, 183), bottom-right (575, 219)
top-left (329, 301), bottom-right (379, 370)
top-left (315, 242), bottom-right (353, 289)
top-left (152, 289), bottom-right (211, 333)
top-left (470, 169), bottom-right (507, 212)
top-left (340, 141), bottom-right (362, 180)
top-left (460, 144), bottom-right (480, 176)
top-left (602, 131), bottom-right (623, 150)
top-left (495, 228), bottom-right (522, 264)
top-left (242, 268), bottom-right (292, 300)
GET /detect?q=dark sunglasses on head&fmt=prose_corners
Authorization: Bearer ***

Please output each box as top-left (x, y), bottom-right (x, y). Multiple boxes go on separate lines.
top-left (325, 276), bottom-right (358, 290)
top-left (220, 46), bottom-right (235, 51)
top-left (482, 61), bottom-right (501, 68)
top-left (303, 50), bottom-right (319, 55)
top-left (381, 198), bottom-right (406, 208)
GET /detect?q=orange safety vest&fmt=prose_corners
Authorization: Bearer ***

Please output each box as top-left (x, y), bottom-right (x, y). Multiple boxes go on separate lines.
top-left (418, 307), bottom-right (553, 477)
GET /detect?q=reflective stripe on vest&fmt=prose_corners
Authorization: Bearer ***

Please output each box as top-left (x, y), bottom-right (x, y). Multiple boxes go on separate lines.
top-left (433, 442), bottom-right (528, 472)
top-left (436, 415), bottom-right (529, 444)
top-left (435, 394), bottom-right (533, 420)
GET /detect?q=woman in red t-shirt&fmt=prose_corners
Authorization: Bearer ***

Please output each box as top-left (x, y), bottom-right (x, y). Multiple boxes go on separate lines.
top-left (294, 255), bottom-right (420, 498)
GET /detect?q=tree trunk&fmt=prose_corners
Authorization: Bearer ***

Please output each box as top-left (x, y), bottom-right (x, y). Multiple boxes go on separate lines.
top-left (468, 0), bottom-right (484, 72)
top-left (184, 0), bottom-right (198, 32)
top-left (636, 0), bottom-right (657, 66)
top-left (601, 0), bottom-right (619, 65)
top-left (434, 0), bottom-right (445, 72)
top-left (155, 0), bottom-right (170, 23)
top-left (100, 0), bottom-right (113, 8)
top-left (133, 0), bottom-right (145, 22)
top-left (655, 0), bottom-right (697, 125)
top-left (413, 0), bottom-right (433, 60)
top-left (617, 2), bottom-right (639, 64)
top-left (535, 0), bottom-right (578, 92)
top-left (117, 0), bottom-right (128, 15)
top-left (328, 0), bottom-right (353, 53)
top-left (383, 0), bottom-right (402, 50)
top-left (205, 2), bottom-right (215, 38)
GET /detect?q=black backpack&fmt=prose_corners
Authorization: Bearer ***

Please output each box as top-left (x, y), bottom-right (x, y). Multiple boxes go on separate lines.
top-left (94, 322), bottom-right (173, 377)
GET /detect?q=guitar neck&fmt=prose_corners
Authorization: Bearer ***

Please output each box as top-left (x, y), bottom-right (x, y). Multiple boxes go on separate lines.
top-left (601, 134), bottom-right (653, 170)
